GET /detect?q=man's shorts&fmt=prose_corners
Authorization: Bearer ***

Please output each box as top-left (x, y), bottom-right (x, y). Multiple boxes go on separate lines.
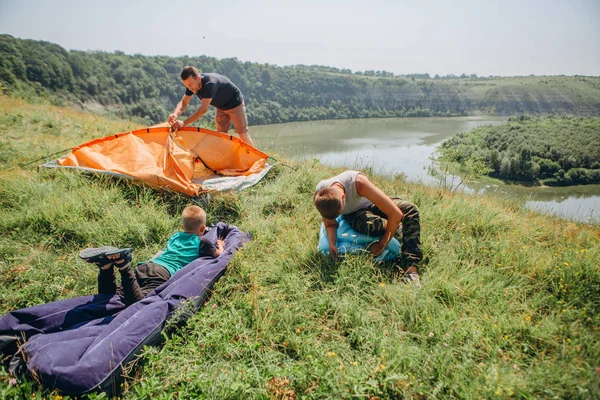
top-left (215, 102), bottom-right (248, 134)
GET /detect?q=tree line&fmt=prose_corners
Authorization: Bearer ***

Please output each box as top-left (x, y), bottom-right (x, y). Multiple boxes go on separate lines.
top-left (1, 34), bottom-right (600, 126)
top-left (439, 115), bottom-right (600, 186)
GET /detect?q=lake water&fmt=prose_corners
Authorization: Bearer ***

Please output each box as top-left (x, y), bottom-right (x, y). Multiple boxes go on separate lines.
top-left (251, 117), bottom-right (600, 224)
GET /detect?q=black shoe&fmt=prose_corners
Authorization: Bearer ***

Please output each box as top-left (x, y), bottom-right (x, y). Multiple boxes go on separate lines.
top-left (79, 246), bottom-right (119, 264)
top-left (105, 248), bottom-right (133, 265)
top-left (79, 247), bottom-right (133, 265)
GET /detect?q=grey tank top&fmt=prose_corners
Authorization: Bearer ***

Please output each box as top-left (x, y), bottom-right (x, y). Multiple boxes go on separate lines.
top-left (315, 170), bottom-right (372, 214)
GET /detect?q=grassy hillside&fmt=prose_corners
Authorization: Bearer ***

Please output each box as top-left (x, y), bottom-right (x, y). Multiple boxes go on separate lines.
top-left (0, 96), bottom-right (599, 399)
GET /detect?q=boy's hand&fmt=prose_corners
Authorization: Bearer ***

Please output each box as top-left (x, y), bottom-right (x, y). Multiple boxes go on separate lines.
top-left (212, 239), bottom-right (225, 258)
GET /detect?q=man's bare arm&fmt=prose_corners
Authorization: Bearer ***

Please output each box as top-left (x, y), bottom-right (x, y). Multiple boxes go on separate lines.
top-left (169, 95), bottom-right (192, 124)
top-left (355, 174), bottom-right (403, 255)
top-left (182, 98), bottom-right (211, 127)
top-left (323, 216), bottom-right (339, 258)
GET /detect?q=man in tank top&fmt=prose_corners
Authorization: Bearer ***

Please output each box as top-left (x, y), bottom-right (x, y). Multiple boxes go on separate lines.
top-left (314, 170), bottom-right (422, 282)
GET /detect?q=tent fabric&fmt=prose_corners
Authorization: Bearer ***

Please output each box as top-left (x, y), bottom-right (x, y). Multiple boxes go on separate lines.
top-left (0, 222), bottom-right (248, 396)
top-left (318, 216), bottom-right (400, 261)
top-left (42, 126), bottom-right (271, 196)
top-left (194, 164), bottom-right (274, 192)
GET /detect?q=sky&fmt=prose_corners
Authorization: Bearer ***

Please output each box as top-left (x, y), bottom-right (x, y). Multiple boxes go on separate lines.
top-left (1, 0), bottom-right (599, 77)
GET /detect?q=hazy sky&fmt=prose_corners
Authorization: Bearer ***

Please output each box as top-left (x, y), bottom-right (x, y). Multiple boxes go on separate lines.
top-left (1, 0), bottom-right (598, 76)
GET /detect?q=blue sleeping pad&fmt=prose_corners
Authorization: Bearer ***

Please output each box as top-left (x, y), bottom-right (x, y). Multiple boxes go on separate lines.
top-left (0, 222), bottom-right (248, 396)
top-left (318, 215), bottom-right (400, 261)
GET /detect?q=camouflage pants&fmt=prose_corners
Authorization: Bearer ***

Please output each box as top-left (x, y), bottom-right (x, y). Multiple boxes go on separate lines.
top-left (344, 197), bottom-right (423, 264)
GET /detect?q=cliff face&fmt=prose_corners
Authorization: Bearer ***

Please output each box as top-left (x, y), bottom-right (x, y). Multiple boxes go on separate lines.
top-left (472, 81), bottom-right (599, 116)
top-left (316, 76), bottom-right (600, 116)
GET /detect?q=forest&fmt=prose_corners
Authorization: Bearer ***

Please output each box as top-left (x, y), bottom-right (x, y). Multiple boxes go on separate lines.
top-left (1, 34), bottom-right (600, 126)
top-left (439, 115), bottom-right (600, 185)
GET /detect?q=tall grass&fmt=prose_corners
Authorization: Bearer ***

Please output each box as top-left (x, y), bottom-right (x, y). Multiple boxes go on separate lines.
top-left (0, 96), bottom-right (598, 399)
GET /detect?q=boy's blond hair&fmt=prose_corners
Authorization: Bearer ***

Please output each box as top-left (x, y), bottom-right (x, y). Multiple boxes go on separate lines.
top-left (182, 205), bottom-right (206, 232)
top-left (314, 187), bottom-right (343, 220)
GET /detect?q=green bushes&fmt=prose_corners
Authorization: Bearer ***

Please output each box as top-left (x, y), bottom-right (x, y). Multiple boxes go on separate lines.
top-left (542, 167), bottom-right (600, 186)
top-left (439, 116), bottom-right (600, 185)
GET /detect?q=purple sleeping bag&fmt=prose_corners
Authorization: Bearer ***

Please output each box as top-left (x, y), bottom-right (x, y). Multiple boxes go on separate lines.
top-left (0, 223), bottom-right (248, 396)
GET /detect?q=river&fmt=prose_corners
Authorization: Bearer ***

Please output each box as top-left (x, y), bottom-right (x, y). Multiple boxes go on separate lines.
top-left (251, 117), bottom-right (600, 224)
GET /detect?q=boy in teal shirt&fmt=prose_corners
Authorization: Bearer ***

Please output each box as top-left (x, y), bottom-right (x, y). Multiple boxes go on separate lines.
top-left (80, 205), bottom-right (224, 306)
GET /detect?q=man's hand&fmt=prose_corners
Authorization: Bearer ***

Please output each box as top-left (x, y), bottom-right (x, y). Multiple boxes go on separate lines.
top-left (369, 239), bottom-right (386, 256)
top-left (168, 113), bottom-right (178, 125)
top-left (171, 120), bottom-right (184, 130)
top-left (329, 244), bottom-right (339, 260)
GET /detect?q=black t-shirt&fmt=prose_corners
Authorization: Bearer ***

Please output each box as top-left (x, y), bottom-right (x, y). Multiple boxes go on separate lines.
top-left (198, 236), bottom-right (218, 257)
top-left (185, 73), bottom-right (243, 110)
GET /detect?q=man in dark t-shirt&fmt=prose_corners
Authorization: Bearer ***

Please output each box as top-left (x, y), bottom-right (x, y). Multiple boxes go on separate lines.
top-left (169, 66), bottom-right (254, 145)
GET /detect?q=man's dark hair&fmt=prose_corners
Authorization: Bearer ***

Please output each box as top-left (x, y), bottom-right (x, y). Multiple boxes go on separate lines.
top-left (314, 187), bottom-right (344, 220)
top-left (181, 66), bottom-right (200, 80)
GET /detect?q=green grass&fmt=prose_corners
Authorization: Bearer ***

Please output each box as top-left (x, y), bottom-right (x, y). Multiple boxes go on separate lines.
top-left (0, 96), bottom-right (599, 399)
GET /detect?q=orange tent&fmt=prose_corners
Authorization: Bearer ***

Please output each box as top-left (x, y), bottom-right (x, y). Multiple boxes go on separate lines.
top-left (47, 126), bottom-right (271, 196)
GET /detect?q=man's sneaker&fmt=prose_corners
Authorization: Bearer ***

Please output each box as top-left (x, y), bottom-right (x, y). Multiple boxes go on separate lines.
top-left (401, 266), bottom-right (421, 286)
top-left (79, 246), bottom-right (119, 264)
top-left (403, 271), bottom-right (421, 285)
